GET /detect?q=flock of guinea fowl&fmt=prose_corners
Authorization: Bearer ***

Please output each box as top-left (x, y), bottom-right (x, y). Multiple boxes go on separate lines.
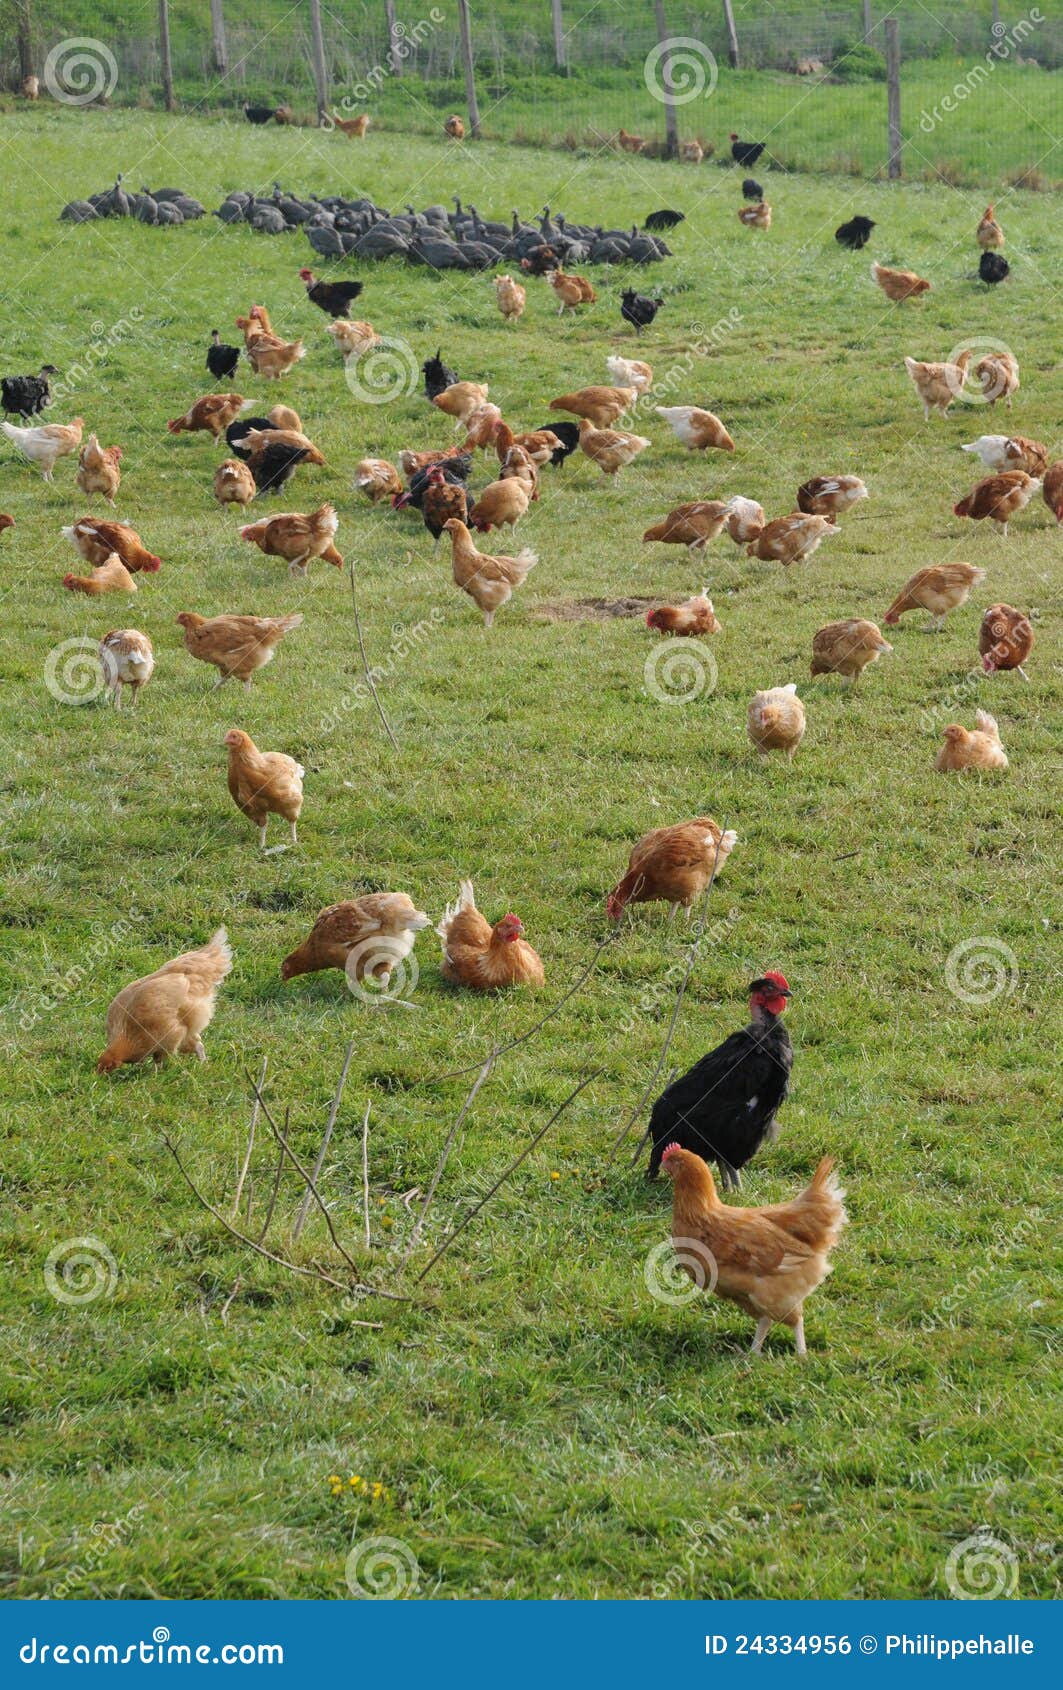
top-left (0, 168), bottom-right (1044, 1082)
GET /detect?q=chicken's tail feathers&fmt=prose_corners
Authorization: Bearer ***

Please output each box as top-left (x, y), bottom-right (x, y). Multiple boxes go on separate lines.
top-left (203, 927), bottom-right (235, 975)
top-left (515, 547), bottom-right (538, 569)
top-left (436, 878), bottom-right (475, 939)
top-left (1, 420), bottom-right (21, 441)
top-left (975, 708), bottom-right (1001, 738)
top-left (276, 612), bottom-right (304, 632)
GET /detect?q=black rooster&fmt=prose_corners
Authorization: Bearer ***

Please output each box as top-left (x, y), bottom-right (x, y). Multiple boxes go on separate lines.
top-left (422, 349), bottom-right (458, 401)
top-left (244, 104), bottom-right (277, 125)
top-left (249, 442), bottom-right (309, 495)
top-left (534, 420), bottom-right (580, 466)
top-left (225, 416), bottom-right (273, 460)
top-left (647, 973), bottom-right (794, 1188)
top-left (979, 251), bottom-right (1010, 285)
top-left (298, 268), bottom-right (364, 317)
top-left (620, 289), bottom-right (662, 336)
top-left (741, 177), bottom-right (764, 202)
top-left (395, 454), bottom-right (472, 510)
top-left (645, 208), bottom-right (685, 231)
top-left (730, 133), bottom-right (765, 167)
top-left (2, 364), bottom-right (58, 418)
top-left (206, 331), bottom-right (240, 382)
top-left (835, 215), bottom-right (876, 251)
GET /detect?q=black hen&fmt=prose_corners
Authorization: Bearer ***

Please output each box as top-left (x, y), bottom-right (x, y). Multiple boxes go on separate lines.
top-left (422, 349), bottom-right (458, 401)
top-left (299, 269), bottom-right (365, 317)
top-left (741, 177), bottom-right (764, 202)
top-left (645, 209), bottom-right (685, 231)
top-left (206, 331), bottom-right (240, 381)
top-left (1, 364), bottom-right (58, 418)
top-left (226, 416), bottom-right (273, 460)
top-left (979, 251), bottom-right (1010, 284)
top-left (249, 442), bottom-right (309, 495)
top-left (244, 104), bottom-right (277, 125)
top-left (534, 420), bottom-right (580, 466)
top-left (730, 134), bottom-right (765, 167)
top-left (647, 973), bottom-right (794, 1188)
top-left (620, 289), bottom-right (662, 335)
top-left (396, 454), bottom-right (472, 510)
top-left (835, 214), bottom-right (876, 251)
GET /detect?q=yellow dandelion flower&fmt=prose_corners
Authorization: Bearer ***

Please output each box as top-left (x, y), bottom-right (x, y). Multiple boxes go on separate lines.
top-left (550, 1171), bottom-right (560, 1180)
top-left (349, 1474), bottom-right (363, 1489)
top-left (381, 1215), bottom-right (393, 1228)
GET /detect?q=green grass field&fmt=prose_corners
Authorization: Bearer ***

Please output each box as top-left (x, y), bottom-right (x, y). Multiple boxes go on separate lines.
top-left (0, 108), bottom-right (1060, 1601)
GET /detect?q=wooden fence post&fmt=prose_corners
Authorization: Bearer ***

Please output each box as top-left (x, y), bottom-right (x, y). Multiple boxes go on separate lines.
top-left (158, 0), bottom-right (175, 111)
top-left (722, 0), bottom-right (741, 70)
top-left (885, 17), bottom-right (901, 179)
top-left (551, 0), bottom-right (567, 72)
top-left (862, 1), bottom-right (873, 41)
top-left (210, 0), bottom-right (228, 75)
top-left (309, 0), bottom-right (330, 124)
top-left (652, 0), bottom-right (679, 159)
top-left (385, 0), bottom-right (404, 77)
top-left (15, 0), bottom-right (34, 85)
top-left (456, 0), bottom-right (481, 137)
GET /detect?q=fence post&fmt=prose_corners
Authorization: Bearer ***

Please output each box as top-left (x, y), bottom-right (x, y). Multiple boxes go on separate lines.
top-left (885, 17), bottom-right (901, 179)
top-left (309, 0), bottom-right (330, 124)
top-left (15, 0), bottom-right (33, 84)
top-left (862, 1), bottom-right (873, 41)
top-left (158, 0), bottom-right (175, 111)
top-left (385, 0), bottom-right (404, 77)
top-left (551, 0), bottom-right (567, 72)
top-left (456, 0), bottom-right (481, 137)
top-left (722, 0), bottom-right (741, 70)
top-left (653, 1), bottom-right (679, 158)
top-left (210, 0), bottom-right (228, 75)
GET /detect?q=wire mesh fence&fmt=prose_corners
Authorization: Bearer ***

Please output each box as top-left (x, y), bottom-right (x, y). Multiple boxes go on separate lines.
top-left (3, 2), bottom-right (1061, 187)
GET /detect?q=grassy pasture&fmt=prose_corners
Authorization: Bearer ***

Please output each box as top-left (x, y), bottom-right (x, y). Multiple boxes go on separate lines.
top-left (0, 109), bottom-right (1059, 1600)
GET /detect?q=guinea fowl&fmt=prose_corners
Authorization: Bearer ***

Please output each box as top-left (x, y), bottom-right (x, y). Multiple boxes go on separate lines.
top-left (730, 133), bottom-right (765, 167)
top-left (647, 973), bottom-right (794, 1186)
top-left (979, 251), bottom-right (1010, 285)
top-left (206, 331), bottom-right (240, 382)
top-left (423, 350), bottom-right (459, 401)
top-left (835, 214), bottom-right (876, 250)
top-left (742, 177), bottom-right (764, 202)
top-left (2, 364), bottom-right (58, 419)
top-left (298, 268), bottom-right (364, 316)
top-left (621, 289), bottom-right (663, 335)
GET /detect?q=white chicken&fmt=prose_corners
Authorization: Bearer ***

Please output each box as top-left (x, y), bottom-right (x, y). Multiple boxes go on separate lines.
top-left (2, 416), bottom-right (84, 480)
top-left (98, 629), bottom-right (154, 708)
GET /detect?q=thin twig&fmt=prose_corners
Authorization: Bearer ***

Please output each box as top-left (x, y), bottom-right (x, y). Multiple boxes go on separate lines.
top-left (292, 1038), bottom-right (354, 1242)
top-left (158, 1131), bottom-right (382, 1326)
top-left (399, 1049), bottom-right (498, 1274)
top-left (258, 1126), bottom-right (287, 1242)
top-left (415, 1069), bottom-right (602, 1285)
top-left (419, 930), bottom-right (619, 1087)
top-left (606, 837), bottom-right (724, 1165)
top-left (349, 555), bottom-right (399, 751)
top-left (219, 1275), bottom-right (242, 1324)
top-left (232, 1056), bottom-right (266, 1216)
top-left (361, 1100), bottom-right (372, 1249)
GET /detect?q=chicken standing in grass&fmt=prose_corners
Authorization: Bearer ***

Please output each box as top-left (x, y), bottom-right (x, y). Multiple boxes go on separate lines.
top-left (904, 352), bottom-right (972, 419)
top-left (646, 593), bottom-right (721, 637)
top-left (97, 929), bottom-right (233, 1072)
top-left (214, 458), bottom-right (256, 508)
top-left (607, 818), bottom-right (738, 923)
top-left (954, 471), bottom-right (1040, 536)
top-left (974, 350), bottom-right (1019, 408)
top-left (2, 415), bottom-right (83, 479)
top-left (660, 1143), bottom-right (846, 1357)
top-left (884, 563), bottom-right (986, 631)
top-left (724, 497), bottom-right (765, 545)
top-left (167, 394), bottom-right (246, 438)
top-left (239, 504), bottom-right (342, 575)
top-left (748, 514), bottom-right (835, 564)
top-left (961, 435), bottom-right (1046, 476)
top-left (578, 418), bottom-right (650, 479)
top-left (979, 604), bottom-right (1034, 681)
top-left (655, 405), bottom-right (735, 453)
top-left (436, 881), bottom-right (544, 989)
top-left (176, 611), bottom-right (303, 689)
top-left (224, 729), bottom-right (304, 849)
top-left (76, 434), bottom-right (122, 504)
top-left (796, 475), bottom-right (868, 516)
top-left (356, 458), bottom-right (403, 503)
top-left (281, 894), bottom-right (431, 985)
top-left (441, 518), bottom-right (537, 626)
top-left (99, 629), bottom-right (154, 708)
top-left (811, 619), bottom-right (892, 684)
top-left (748, 684), bottom-right (805, 760)
top-left (494, 274), bottom-right (526, 323)
top-left (62, 518), bottom-right (160, 573)
top-left (870, 261), bottom-right (930, 301)
top-left (643, 501), bottom-right (729, 553)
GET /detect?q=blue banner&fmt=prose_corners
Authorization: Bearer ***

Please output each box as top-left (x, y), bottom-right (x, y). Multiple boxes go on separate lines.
top-left (2, 1601), bottom-right (1058, 1687)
